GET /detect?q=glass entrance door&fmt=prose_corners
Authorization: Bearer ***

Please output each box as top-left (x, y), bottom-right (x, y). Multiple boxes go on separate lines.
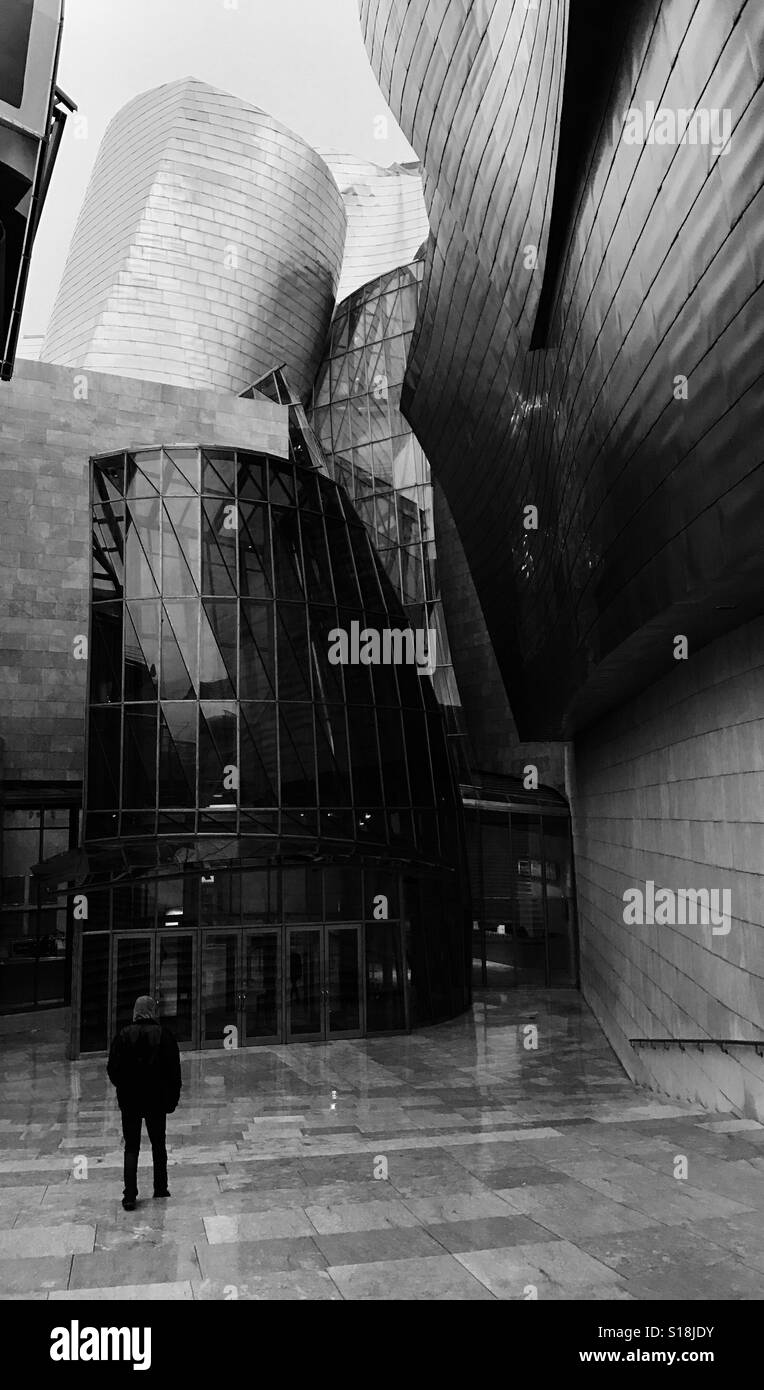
top-left (201, 930), bottom-right (238, 1049)
top-left (326, 925), bottom-right (362, 1036)
top-left (201, 928), bottom-right (282, 1047)
top-left (155, 933), bottom-right (194, 1046)
top-left (113, 935), bottom-right (152, 1036)
top-left (286, 927), bottom-right (322, 1040)
top-left (286, 924), bottom-right (363, 1042)
top-left (242, 929), bottom-right (281, 1043)
top-left (112, 932), bottom-right (196, 1047)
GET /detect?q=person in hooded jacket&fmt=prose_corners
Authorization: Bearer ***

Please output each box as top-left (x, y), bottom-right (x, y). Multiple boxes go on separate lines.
top-left (107, 995), bottom-right (182, 1211)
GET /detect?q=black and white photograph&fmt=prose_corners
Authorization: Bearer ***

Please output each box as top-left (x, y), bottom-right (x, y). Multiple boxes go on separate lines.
top-left (0, 0), bottom-right (762, 1362)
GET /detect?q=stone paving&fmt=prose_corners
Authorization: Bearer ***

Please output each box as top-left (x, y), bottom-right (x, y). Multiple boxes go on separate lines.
top-left (0, 990), bottom-right (763, 1300)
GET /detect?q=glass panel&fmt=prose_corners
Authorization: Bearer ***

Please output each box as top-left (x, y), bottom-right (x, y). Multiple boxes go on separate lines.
top-left (376, 708), bottom-right (409, 803)
top-left (82, 887), bottom-right (110, 932)
top-left (277, 603), bottom-right (311, 701)
top-left (124, 600), bottom-right (159, 700)
top-left (325, 519), bottom-right (358, 606)
top-left (198, 702), bottom-right (238, 809)
top-left (279, 703), bottom-right (316, 806)
top-left (288, 928), bottom-right (321, 1036)
top-left (282, 867), bottom-right (323, 921)
top-left (365, 921), bottom-right (405, 1031)
top-left (87, 708), bottom-right (121, 809)
top-left (243, 931), bottom-right (280, 1040)
top-left (113, 880), bottom-right (156, 932)
top-left (125, 498), bottom-right (161, 599)
top-left (126, 451), bottom-right (161, 498)
top-left (240, 702), bottom-right (278, 806)
top-left (402, 710), bottom-right (432, 805)
top-left (1, 813), bottom-right (38, 901)
top-left (299, 511), bottom-right (333, 605)
top-left (323, 867), bottom-right (362, 920)
top-left (199, 600), bottom-right (237, 699)
top-left (202, 933), bottom-right (238, 1046)
top-left (314, 702), bottom-right (352, 805)
top-left (327, 927), bottom-right (360, 1033)
top-left (199, 872), bottom-right (241, 926)
top-left (114, 936), bottom-right (152, 1034)
top-left (202, 449), bottom-right (236, 496)
top-left (347, 705), bottom-right (382, 807)
top-left (240, 869), bottom-right (279, 921)
top-left (308, 607), bottom-right (345, 704)
top-left (157, 934), bottom-right (193, 1043)
top-left (237, 455), bottom-right (266, 501)
top-left (161, 601), bottom-right (198, 699)
top-left (80, 934), bottom-right (110, 1052)
top-left (94, 454), bottom-right (125, 502)
top-left (90, 602), bottom-right (122, 704)
top-left (162, 447), bottom-right (199, 496)
top-left (269, 463), bottom-right (296, 506)
top-left (92, 504), bottom-right (124, 600)
top-left (122, 705), bottom-right (157, 810)
top-left (159, 702), bottom-right (196, 807)
top-left (162, 498), bottom-right (199, 596)
top-left (349, 395), bottom-right (370, 446)
top-left (384, 333), bottom-right (408, 384)
top-left (155, 876), bottom-right (195, 929)
top-left (240, 600), bottom-right (276, 699)
top-left (294, 470), bottom-right (322, 514)
top-left (202, 498), bottom-right (238, 596)
top-left (271, 506), bottom-right (305, 600)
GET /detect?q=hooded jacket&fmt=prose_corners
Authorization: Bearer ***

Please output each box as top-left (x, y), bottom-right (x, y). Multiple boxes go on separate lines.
top-left (107, 1019), bottom-right (182, 1115)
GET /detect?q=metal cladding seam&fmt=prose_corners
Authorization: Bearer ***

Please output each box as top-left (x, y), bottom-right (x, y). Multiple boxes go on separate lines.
top-left (359, 0), bottom-right (764, 738)
top-left (41, 78), bottom-right (347, 400)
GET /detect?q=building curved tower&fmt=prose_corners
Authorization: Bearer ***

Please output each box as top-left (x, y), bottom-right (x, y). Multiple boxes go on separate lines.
top-left (41, 78), bottom-right (347, 398)
top-left (77, 440), bottom-right (470, 1052)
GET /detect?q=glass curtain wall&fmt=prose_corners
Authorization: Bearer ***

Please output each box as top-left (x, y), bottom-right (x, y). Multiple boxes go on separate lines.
top-left (79, 444), bottom-right (471, 1052)
top-left (310, 259), bottom-right (462, 731)
top-left (464, 802), bottom-right (578, 989)
top-left (87, 445), bottom-right (461, 862)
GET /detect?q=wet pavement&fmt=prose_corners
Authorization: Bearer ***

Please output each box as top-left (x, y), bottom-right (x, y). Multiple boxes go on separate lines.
top-left (1, 990), bottom-right (763, 1300)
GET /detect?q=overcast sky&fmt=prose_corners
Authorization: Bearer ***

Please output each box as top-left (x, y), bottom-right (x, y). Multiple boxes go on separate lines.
top-left (23, 0), bottom-right (415, 337)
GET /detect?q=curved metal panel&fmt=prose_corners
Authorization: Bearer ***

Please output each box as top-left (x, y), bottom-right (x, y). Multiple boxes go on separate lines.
top-left (319, 153), bottom-right (429, 303)
top-left (360, 0), bottom-right (764, 737)
top-left (42, 78), bottom-right (347, 399)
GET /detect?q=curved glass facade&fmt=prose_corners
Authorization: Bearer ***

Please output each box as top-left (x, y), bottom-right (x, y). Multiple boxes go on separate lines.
top-left (79, 445), bottom-right (470, 1052)
top-left (310, 259), bottom-right (461, 728)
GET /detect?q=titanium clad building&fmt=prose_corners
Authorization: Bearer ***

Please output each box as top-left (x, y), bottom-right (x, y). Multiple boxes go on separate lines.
top-left (359, 0), bottom-right (764, 1117)
top-left (41, 79), bottom-right (347, 398)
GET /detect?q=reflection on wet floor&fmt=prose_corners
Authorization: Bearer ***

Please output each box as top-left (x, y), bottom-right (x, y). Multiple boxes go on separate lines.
top-left (0, 990), bottom-right (762, 1299)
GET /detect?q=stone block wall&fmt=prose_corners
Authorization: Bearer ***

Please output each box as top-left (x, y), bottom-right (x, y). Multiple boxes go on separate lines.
top-left (570, 617), bottom-right (764, 1120)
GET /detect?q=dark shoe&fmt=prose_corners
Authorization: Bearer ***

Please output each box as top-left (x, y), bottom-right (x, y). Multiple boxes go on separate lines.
top-left (122, 1197), bottom-right (136, 1211)
top-left (153, 1189), bottom-right (171, 1199)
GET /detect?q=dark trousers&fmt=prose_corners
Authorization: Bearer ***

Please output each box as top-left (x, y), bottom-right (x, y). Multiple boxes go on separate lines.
top-left (121, 1109), bottom-right (167, 1200)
